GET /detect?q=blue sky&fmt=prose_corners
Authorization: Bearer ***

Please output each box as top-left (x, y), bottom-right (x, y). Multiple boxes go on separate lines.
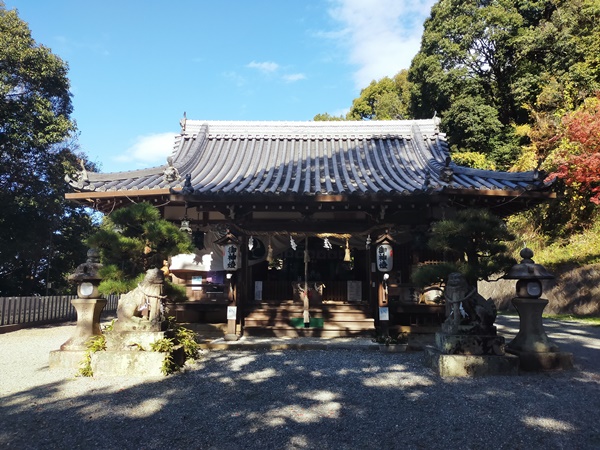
top-left (7, 0), bottom-right (436, 173)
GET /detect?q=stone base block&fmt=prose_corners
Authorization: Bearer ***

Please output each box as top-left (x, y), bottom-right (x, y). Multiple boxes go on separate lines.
top-left (49, 350), bottom-right (88, 371)
top-left (105, 330), bottom-right (173, 351)
top-left (91, 347), bottom-right (184, 377)
top-left (507, 350), bottom-right (574, 371)
top-left (425, 347), bottom-right (519, 377)
top-left (435, 332), bottom-right (505, 355)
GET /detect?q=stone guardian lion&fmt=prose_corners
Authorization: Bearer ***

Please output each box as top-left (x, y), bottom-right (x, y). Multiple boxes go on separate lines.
top-left (115, 268), bottom-right (167, 332)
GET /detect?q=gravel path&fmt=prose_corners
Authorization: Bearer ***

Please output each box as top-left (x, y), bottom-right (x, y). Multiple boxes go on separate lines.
top-left (1, 317), bottom-right (599, 450)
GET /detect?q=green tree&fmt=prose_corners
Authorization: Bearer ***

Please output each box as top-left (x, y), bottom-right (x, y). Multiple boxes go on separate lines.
top-left (0, 4), bottom-right (96, 295)
top-left (408, 0), bottom-right (558, 168)
top-left (86, 202), bottom-right (194, 295)
top-left (411, 209), bottom-right (516, 287)
top-left (313, 112), bottom-right (346, 121)
top-left (346, 70), bottom-right (412, 120)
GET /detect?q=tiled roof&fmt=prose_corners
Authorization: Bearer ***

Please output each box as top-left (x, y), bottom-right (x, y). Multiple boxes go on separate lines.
top-left (68, 119), bottom-right (548, 198)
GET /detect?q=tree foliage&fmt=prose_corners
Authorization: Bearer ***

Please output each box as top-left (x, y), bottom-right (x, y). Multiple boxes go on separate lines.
top-left (0, 4), bottom-right (96, 295)
top-left (347, 71), bottom-right (411, 120)
top-left (86, 202), bottom-right (194, 294)
top-left (545, 95), bottom-right (600, 204)
top-left (408, 0), bottom-right (600, 173)
top-left (313, 112), bottom-right (346, 121)
top-left (411, 209), bottom-right (516, 287)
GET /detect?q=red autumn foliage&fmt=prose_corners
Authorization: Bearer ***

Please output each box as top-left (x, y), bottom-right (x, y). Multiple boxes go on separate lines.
top-left (546, 95), bottom-right (600, 204)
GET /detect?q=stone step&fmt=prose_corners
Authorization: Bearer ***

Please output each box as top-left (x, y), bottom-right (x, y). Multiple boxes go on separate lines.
top-left (250, 301), bottom-right (371, 311)
top-left (244, 318), bottom-right (374, 327)
top-left (245, 310), bottom-right (371, 321)
top-left (242, 326), bottom-right (375, 338)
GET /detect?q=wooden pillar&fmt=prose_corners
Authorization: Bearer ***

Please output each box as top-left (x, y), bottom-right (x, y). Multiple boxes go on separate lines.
top-left (303, 236), bottom-right (310, 326)
top-left (224, 236), bottom-right (245, 342)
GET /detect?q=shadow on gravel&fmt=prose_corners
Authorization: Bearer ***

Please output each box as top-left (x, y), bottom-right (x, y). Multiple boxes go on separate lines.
top-left (1, 342), bottom-right (600, 450)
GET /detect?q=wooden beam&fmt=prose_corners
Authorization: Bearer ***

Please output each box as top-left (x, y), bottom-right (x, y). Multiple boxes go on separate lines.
top-left (65, 188), bottom-right (171, 200)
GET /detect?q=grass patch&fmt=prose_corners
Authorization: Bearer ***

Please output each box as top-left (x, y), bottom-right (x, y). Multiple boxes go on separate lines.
top-left (543, 314), bottom-right (600, 326)
top-left (507, 213), bottom-right (600, 268)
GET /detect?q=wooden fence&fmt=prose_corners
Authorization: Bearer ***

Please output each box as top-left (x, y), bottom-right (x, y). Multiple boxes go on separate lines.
top-left (0, 294), bottom-right (119, 327)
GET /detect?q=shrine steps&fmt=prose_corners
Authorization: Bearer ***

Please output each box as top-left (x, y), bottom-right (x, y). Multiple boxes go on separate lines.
top-left (243, 300), bottom-right (375, 338)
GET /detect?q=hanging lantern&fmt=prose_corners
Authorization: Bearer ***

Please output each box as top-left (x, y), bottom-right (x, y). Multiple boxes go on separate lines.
top-left (223, 244), bottom-right (239, 271)
top-left (214, 231), bottom-right (241, 271)
top-left (375, 234), bottom-right (395, 272)
top-left (180, 202), bottom-right (192, 234)
top-left (179, 218), bottom-right (192, 234)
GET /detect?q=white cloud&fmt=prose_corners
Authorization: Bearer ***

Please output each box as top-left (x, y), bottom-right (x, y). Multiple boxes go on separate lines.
top-left (115, 132), bottom-right (175, 168)
top-left (327, 0), bottom-right (437, 89)
top-left (282, 73), bottom-right (307, 83)
top-left (246, 61), bottom-right (280, 73)
top-left (223, 70), bottom-right (246, 87)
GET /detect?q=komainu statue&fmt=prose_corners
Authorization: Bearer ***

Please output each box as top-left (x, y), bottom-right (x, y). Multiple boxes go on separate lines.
top-left (442, 272), bottom-right (497, 335)
top-left (115, 268), bottom-right (167, 331)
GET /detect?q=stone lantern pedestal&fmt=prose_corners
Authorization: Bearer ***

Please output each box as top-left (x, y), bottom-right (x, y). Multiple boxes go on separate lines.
top-left (58, 298), bottom-right (107, 351)
top-left (49, 249), bottom-right (106, 371)
top-left (504, 248), bottom-right (573, 371)
top-left (506, 297), bottom-right (573, 371)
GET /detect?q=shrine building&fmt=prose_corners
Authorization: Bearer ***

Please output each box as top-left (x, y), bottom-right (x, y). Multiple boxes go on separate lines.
top-left (65, 118), bottom-right (554, 338)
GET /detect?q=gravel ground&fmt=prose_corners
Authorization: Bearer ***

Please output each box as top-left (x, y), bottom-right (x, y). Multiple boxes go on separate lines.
top-left (1, 316), bottom-right (599, 450)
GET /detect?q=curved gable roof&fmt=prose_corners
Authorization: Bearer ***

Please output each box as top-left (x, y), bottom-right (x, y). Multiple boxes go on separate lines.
top-left (67, 119), bottom-right (550, 200)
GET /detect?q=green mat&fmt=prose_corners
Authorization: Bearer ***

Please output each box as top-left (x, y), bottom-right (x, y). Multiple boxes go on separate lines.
top-left (290, 317), bottom-right (324, 328)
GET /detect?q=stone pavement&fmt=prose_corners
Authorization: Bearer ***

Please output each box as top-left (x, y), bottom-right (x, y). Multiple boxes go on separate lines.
top-left (190, 314), bottom-right (599, 373)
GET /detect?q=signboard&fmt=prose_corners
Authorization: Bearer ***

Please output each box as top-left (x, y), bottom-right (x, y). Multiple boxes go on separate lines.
top-left (254, 281), bottom-right (263, 301)
top-left (191, 276), bottom-right (202, 291)
top-left (347, 280), bottom-right (362, 302)
top-left (379, 307), bottom-right (389, 321)
top-left (227, 306), bottom-right (237, 321)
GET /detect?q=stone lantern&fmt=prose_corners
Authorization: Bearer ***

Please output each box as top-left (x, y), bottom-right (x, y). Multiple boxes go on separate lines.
top-left (503, 248), bottom-right (573, 371)
top-left (49, 248), bottom-right (107, 370)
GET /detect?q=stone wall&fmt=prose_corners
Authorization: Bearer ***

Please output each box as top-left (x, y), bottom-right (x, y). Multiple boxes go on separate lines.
top-left (478, 263), bottom-right (600, 316)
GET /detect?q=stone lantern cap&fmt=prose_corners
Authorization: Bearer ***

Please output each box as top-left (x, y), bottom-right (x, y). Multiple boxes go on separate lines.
top-left (504, 248), bottom-right (554, 280)
top-left (68, 248), bottom-right (103, 282)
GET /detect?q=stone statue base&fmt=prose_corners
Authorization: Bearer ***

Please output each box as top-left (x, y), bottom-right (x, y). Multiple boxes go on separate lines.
top-left (49, 349), bottom-right (89, 371)
top-left (425, 347), bottom-right (519, 377)
top-left (91, 349), bottom-right (184, 377)
top-left (435, 332), bottom-right (506, 356)
top-left (90, 329), bottom-right (184, 377)
top-left (427, 331), bottom-right (518, 377)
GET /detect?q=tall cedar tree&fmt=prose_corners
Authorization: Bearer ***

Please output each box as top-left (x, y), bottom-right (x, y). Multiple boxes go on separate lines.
top-left (0, 4), bottom-right (95, 295)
